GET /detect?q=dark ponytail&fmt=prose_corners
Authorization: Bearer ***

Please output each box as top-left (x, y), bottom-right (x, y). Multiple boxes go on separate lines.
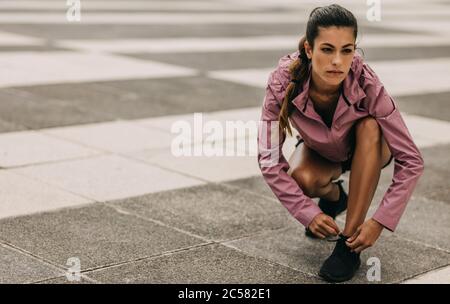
top-left (278, 4), bottom-right (358, 137)
top-left (279, 35), bottom-right (310, 137)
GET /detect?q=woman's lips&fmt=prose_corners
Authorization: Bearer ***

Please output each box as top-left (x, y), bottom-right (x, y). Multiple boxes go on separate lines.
top-left (327, 71), bottom-right (343, 76)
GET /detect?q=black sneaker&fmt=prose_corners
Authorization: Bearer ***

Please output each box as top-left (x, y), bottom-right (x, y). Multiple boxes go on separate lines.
top-left (305, 179), bottom-right (348, 238)
top-left (318, 234), bottom-right (361, 283)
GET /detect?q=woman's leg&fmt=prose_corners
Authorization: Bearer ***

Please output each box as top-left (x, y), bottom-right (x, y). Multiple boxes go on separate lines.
top-left (342, 117), bottom-right (392, 237)
top-left (288, 140), bottom-right (342, 200)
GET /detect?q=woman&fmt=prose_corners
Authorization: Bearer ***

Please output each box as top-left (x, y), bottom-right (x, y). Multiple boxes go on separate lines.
top-left (257, 4), bottom-right (424, 282)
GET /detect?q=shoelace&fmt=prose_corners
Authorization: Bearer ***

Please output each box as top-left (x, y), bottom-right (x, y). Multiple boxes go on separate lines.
top-left (326, 233), bottom-right (348, 242)
top-left (325, 235), bottom-right (341, 242)
top-left (324, 179), bottom-right (345, 243)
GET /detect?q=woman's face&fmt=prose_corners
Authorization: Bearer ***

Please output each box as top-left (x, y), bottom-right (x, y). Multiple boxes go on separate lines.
top-left (304, 26), bottom-right (356, 89)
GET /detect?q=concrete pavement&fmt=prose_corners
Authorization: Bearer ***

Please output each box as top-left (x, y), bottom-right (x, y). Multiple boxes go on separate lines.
top-left (0, 0), bottom-right (449, 284)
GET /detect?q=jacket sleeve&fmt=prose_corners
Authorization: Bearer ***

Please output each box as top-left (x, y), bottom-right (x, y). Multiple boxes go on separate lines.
top-left (257, 69), bottom-right (322, 228)
top-left (361, 64), bottom-right (425, 232)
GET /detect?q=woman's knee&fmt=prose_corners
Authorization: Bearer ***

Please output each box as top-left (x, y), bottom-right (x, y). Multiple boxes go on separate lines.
top-left (291, 167), bottom-right (325, 197)
top-left (355, 116), bottom-right (381, 145)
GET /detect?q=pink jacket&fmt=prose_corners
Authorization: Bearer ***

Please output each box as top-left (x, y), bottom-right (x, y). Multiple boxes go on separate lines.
top-left (257, 50), bottom-right (424, 232)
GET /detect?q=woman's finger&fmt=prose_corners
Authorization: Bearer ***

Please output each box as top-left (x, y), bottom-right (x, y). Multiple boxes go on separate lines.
top-left (347, 229), bottom-right (360, 243)
top-left (324, 217), bottom-right (340, 234)
top-left (320, 222), bottom-right (338, 236)
top-left (347, 237), bottom-right (362, 250)
top-left (313, 229), bottom-right (326, 239)
top-left (315, 226), bottom-right (330, 238)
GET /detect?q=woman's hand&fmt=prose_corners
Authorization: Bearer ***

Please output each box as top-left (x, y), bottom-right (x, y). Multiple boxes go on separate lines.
top-left (308, 213), bottom-right (340, 239)
top-left (346, 218), bottom-right (384, 253)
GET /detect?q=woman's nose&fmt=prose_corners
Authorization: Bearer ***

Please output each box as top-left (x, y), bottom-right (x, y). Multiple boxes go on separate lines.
top-left (332, 55), bottom-right (342, 66)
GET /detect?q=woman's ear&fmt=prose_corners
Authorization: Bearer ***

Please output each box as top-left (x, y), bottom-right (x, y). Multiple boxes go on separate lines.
top-left (304, 40), bottom-right (313, 59)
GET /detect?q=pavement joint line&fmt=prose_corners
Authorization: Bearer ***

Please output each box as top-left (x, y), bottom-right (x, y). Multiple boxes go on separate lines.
top-left (99, 202), bottom-right (317, 278)
top-left (4, 87), bottom-right (120, 122)
top-left (219, 181), bottom-right (286, 205)
top-left (337, 213), bottom-right (450, 256)
top-left (80, 242), bottom-right (217, 275)
top-left (389, 233), bottom-right (450, 255)
top-left (29, 275), bottom-right (99, 284)
top-left (220, 176), bottom-right (343, 211)
top-left (0, 241), bottom-right (100, 284)
top-left (80, 237), bottom-right (320, 283)
top-left (7, 168), bottom-right (101, 204)
top-left (0, 150), bottom-right (109, 170)
top-left (81, 221), bottom-right (320, 282)
top-left (218, 225), bottom-right (293, 245)
top-left (39, 124), bottom-right (128, 155)
top-left (396, 262), bottom-right (450, 284)
top-left (103, 200), bottom-right (290, 245)
top-left (219, 238), bottom-right (321, 280)
top-left (102, 202), bottom-right (213, 243)
top-left (0, 198), bottom-right (98, 224)
top-left (118, 150), bottom-right (217, 184)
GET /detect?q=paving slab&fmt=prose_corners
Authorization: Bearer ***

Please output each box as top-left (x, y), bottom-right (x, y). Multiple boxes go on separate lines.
top-left (86, 243), bottom-right (320, 283)
top-left (403, 265), bottom-right (450, 284)
top-left (369, 196), bottom-right (450, 252)
top-left (0, 89), bottom-right (116, 130)
top-left (0, 51), bottom-right (196, 88)
top-left (15, 76), bottom-right (265, 120)
top-left (126, 49), bottom-right (293, 72)
top-left (43, 120), bottom-right (173, 153)
top-left (377, 143), bottom-right (450, 204)
top-left (0, 204), bottom-right (206, 270)
top-left (0, 130), bottom-right (101, 168)
top-left (359, 45), bottom-right (450, 62)
top-left (110, 183), bottom-right (293, 242)
top-left (126, 146), bottom-right (261, 183)
top-left (226, 176), bottom-right (277, 200)
top-left (395, 92), bottom-right (450, 121)
top-left (224, 225), bottom-right (450, 284)
top-left (344, 167), bottom-right (450, 252)
top-left (0, 170), bottom-right (92, 220)
top-left (0, 23), bottom-right (411, 40)
top-left (0, 118), bottom-right (27, 134)
top-left (12, 154), bottom-right (204, 202)
top-left (0, 244), bottom-right (64, 284)
top-left (226, 170), bottom-right (450, 254)
top-left (35, 275), bottom-right (98, 284)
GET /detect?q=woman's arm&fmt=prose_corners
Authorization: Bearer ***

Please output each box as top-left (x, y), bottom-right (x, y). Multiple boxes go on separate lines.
top-left (257, 68), bottom-right (323, 228)
top-left (361, 64), bottom-right (425, 232)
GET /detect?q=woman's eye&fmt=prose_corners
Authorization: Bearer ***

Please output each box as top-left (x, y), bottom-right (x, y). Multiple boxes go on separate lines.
top-left (343, 49), bottom-right (353, 53)
top-left (322, 48), bottom-right (332, 53)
